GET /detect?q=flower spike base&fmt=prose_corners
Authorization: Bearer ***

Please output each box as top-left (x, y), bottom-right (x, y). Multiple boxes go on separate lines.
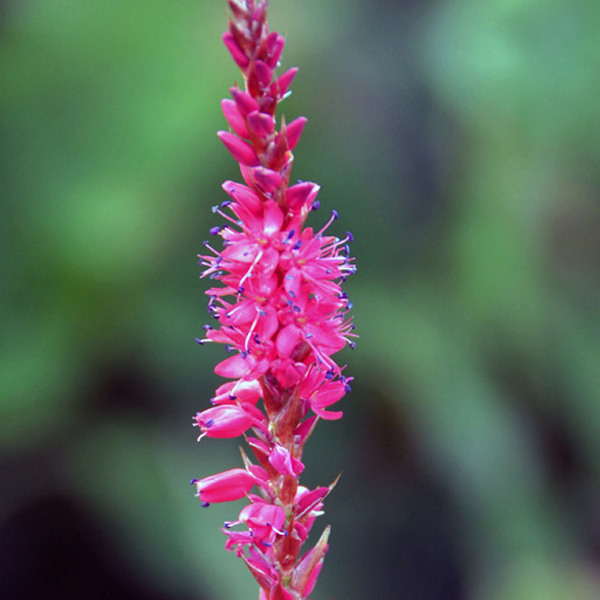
top-left (191, 2), bottom-right (356, 599)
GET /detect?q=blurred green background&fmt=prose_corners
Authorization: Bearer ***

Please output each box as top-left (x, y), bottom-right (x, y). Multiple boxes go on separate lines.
top-left (2, 0), bottom-right (600, 599)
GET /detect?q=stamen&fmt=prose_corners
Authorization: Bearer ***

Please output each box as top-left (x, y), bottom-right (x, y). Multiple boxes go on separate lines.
top-left (244, 311), bottom-right (262, 351)
top-left (224, 520), bottom-right (240, 529)
top-left (316, 210), bottom-right (339, 237)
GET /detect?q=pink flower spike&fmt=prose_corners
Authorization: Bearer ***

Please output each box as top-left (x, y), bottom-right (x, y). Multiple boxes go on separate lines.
top-left (193, 405), bottom-right (253, 439)
top-left (286, 116), bottom-right (307, 150)
top-left (193, 3), bottom-right (355, 597)
top-left (192, 468), bottom-right (255, 504)
top-left (217, 131), bottom-right (260, 166)
top-left (222, 31), bottom-right (249, 68)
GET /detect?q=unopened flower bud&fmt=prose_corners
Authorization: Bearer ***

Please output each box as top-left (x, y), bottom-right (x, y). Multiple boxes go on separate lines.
top-left (192, 468), bottom-right (255, 503)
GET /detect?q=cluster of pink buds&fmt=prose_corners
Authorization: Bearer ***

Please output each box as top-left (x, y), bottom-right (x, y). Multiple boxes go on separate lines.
top-left (191, 1), bottom-right (355, 599)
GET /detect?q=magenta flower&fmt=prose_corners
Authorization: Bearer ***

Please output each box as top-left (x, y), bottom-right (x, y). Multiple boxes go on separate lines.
top-left (193, 405), bottom-right (257, 439)
top-left (191, 468), bottom-right (257, 504)
top-left (191, 1), bottom-right (355, 598)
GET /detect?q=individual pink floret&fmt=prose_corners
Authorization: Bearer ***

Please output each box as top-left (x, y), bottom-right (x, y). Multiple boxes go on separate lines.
top-left (193, 405), bottom-right (255, 439)
top-left (191, 468), bottom-right (256, 505)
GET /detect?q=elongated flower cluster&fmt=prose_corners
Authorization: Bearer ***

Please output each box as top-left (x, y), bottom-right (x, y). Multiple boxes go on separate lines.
top-left (191, 2), bottom-right (355, 599)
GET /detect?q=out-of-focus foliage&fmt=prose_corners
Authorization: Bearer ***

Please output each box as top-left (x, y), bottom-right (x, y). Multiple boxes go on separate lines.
top-left (1, 0), bottom-right (599, 599)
